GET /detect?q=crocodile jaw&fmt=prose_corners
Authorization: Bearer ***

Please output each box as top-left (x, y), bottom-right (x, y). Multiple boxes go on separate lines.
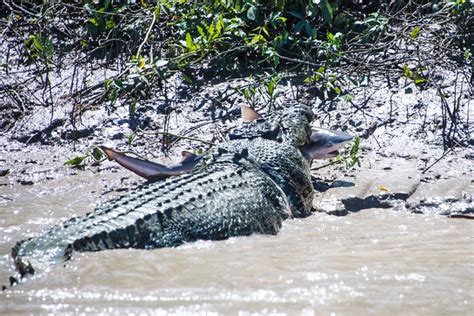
top-left (300, 127), bottom-right (353, 160)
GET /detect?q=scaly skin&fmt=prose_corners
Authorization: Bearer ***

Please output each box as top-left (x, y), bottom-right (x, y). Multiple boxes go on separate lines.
top-left (11, 102), bottom-right (314, 281)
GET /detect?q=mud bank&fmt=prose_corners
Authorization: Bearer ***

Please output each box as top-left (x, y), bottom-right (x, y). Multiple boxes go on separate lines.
top-left (1, 63), bottom-right (472, 217)
top-left (1, 67), bottom-right (473, 314)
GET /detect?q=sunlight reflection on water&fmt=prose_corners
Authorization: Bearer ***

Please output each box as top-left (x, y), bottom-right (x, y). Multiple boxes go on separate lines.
top-left (0, 173), bottom-right (472, 315)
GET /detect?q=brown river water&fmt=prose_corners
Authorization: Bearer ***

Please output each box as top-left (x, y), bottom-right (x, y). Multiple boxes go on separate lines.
top-left (0, 164), bottom-right (472, 315)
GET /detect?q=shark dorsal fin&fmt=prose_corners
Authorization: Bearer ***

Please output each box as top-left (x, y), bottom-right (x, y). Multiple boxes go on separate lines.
top-left (241, 105), bottom-right (261, 122)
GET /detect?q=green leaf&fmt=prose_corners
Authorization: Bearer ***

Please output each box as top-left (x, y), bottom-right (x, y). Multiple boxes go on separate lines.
top-left (327, 32), bottom-right (334, 43)
top-left (275, 0), bottom-right (285, 11)
top-left (106, 19), bottom-right (116, 30)
top-left (103, 0), bottom-right (111, 10)
top-left (409, 26), bottom-right (421, 39)
top-left (185, 33), bottom-right (196, 51)
top-left (196, 25), bottom-right (205, 38)
top-left (216, 15), bottom-right (224, 35)
top-left (304, 22), bottom-right (315, 38)
top-left (91, 147), bottom-right (104, 161)
top-left (129, 102), bottom-right (136, 116)
top-left (402, 64), bottom-right (412, 79)
top-left (88, 18), bottom-right (99, 26)
top-left (288, 11), bottom-right (304, 19)
top-left (65, 156), bottom-right (85, 166)
top-left (273, 30), bottom-right (289, 48)
top-left (250, 34), bottom-right (265, 45)
top-left (414, 78), bottom-right (428, 85)
top-left (350, 136), bottom-right (360, 158)
top-left (247, 5), bottom-right (257, 21)
top-left (153, 5), bottom-right (161, 16)
top-left (464, 49), bottom-right (472, 61)
top-left (207, 23), bottom-right (215, 40)
top-left (342, 94), bottom-right (353, 102)
top-left (182, 73), bottom-right (194, 84)
top-left (294, 20), bottom-right (306, 33)
top-left (320, 0), bottom-right (333, 25)
top-left (32, 36), bottom-right (44, 52)
top-left (127, 133), bottom-right (136, 145)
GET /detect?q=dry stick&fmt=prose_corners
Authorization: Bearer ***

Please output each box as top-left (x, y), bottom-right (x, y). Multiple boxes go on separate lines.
top-left (310, 159), bottom-right (342, 171)
top-left (136, 8), bottom-right (157, 61)
top-left (61, 2), bottom-right (147, 18)
top-left (8, 88), bottom-right (26, 114)
top-left (136, 128), bottom-right (216, 146)
top-left (436, 84), bottom-right (460, 148)
top-left (70, 65), bottom-right (132, 99)
top-left (422, 146), bottom-right (456, 174)
top-left (7, 1), bottom-right (37, 17)
top-left (451, 73), bottom-right (460, 143)
top-left (275, 53), bottom-right (323, 69)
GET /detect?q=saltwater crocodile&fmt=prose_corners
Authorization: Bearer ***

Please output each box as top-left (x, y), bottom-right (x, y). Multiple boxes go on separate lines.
top-left (9, 102), bottom-right (352, 285)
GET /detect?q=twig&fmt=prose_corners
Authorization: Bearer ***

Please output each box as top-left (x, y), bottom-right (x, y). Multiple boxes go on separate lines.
top-left (136, 8), bottom-right (158, 61)
top-left (136, 128), bottom-right (216, 146)
top-left (421, 147), bottom-right (455, 174)
top-left (310, 159), bottom-right (341, 171)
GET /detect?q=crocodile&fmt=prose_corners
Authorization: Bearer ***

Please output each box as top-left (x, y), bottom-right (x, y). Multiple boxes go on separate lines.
top-left (8, 102), bottom-right (352, 285)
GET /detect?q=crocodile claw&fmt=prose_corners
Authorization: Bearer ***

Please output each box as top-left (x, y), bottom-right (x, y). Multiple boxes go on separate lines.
top-left (300, 127), bottom-right (353, 160)
top-left (100, 146), bottom-right (202, 180)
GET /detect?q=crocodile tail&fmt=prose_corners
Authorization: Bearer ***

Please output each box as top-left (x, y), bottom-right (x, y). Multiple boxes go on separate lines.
top-left (11, 240), bottom-right (35, 278)
top-left (2, 240), bottom-right (35, 289)
top-left (7, 206), bottom-right (152, 285)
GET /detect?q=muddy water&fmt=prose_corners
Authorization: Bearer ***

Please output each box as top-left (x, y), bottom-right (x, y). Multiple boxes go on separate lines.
top-left (0, 170), bottom-right (472, 315)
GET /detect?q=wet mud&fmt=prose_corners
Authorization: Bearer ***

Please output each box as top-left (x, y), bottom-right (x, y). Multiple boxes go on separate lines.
top-left (0, 64), bottom-right (472, 314)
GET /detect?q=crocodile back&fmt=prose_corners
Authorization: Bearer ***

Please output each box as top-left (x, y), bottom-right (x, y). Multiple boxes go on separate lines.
top-left (12, 151), bottom-right (291, 277)
top-left (219, 138), bottom-right (314, 218)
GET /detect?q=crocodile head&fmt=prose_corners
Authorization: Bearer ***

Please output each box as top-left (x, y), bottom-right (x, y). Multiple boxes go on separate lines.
top-left (230, 102), bottom-right (352, 158)
top-left (229, 101), bottom-right (313, 147)
top-left (228, 103), bottom-right (353, 217)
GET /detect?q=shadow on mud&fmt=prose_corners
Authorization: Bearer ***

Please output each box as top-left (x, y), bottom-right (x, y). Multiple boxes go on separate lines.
top-left (312, 176), bottom-right (355, 193)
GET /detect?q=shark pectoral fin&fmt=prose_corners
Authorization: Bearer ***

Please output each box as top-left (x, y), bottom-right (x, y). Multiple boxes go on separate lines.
top-left (99, 146), bottom-right (174, 180)
top-left (241, 105), bottom-right (261, 122)
top-left (172, 152), bottom-right (203, 174)
top-left (180, 151), bottom-right (198, 163)
top-left (300, 128), bottom-right (353, 160)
